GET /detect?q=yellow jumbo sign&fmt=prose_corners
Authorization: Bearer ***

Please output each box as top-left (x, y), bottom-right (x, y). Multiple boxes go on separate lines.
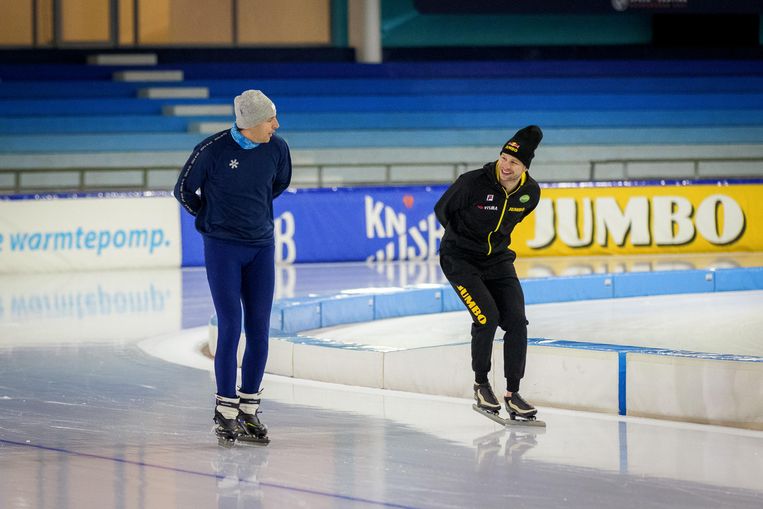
top-left (512, 182), bottom-right (763, 257)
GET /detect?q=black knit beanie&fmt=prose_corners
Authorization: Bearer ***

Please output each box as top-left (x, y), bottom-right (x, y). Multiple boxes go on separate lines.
top-left (501, 125), bottom-right (543, 168)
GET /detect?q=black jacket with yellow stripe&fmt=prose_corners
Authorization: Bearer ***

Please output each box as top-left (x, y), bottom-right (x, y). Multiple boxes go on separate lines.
top-left (435, 162), bottom-right (540, 261)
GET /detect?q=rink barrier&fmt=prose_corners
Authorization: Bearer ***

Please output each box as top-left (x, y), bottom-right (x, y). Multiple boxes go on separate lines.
top-left (209, 266), bottom-right (763, 430)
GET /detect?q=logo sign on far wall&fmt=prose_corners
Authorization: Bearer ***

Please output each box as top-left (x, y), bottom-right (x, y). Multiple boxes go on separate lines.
top-left (272, 187), bottom-right (445, 264)
top-left (512, 183), bottom-right (762, 257)
top-left (0, 195), bottom-right (182, 273)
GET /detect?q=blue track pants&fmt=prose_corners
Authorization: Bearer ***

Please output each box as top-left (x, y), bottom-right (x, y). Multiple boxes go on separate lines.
top-left (204, 236), bottom-right (275, 398)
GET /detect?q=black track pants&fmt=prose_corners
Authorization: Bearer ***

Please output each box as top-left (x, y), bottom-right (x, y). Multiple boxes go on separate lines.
top-left (440, 253), bottom-right (528, 392)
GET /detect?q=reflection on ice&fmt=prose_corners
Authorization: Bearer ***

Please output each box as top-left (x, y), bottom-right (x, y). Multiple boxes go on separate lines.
top-left (0, 269), bottom-right (181, 345)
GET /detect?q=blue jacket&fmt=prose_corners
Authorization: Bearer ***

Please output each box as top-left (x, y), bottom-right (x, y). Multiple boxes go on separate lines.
top-left (174, 128), bottom-right (292, 246)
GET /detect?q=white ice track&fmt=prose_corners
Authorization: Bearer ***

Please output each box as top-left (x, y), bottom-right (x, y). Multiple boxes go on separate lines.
top-left (302, 290), bottom-right (763, 357)
top-left (1, 260), bottom-right (762, 509)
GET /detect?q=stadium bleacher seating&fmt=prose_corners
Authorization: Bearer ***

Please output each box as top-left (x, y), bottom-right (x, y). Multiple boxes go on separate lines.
top-left (1, 58), bottom-right (763, 192)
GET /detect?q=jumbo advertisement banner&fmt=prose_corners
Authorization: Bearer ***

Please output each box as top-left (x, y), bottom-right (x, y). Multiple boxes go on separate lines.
top-left (514, 181), bottom-right (763, 257)
top-left (0, 194), bottom-right (181, 273)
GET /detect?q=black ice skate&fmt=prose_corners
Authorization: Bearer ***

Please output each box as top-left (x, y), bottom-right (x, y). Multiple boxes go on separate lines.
top-left (473, 382), bottom-right (501, 413)
top-left (236, 391), bottom-right (269, 446)
top-left (214, 396), bottom-right (243, 447)
top-left (472, 382), bottom-right (504, 423)
top-left (504, 392), bottom-right (537, 420)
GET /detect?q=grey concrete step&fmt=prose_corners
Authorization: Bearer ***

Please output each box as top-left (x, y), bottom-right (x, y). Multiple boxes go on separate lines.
top-left (188, 121), bottom-right (230, 133)
top-left (163, 104), bottom-right (232, 116)
top-left (87, 53), bottom-right (158, 66)
top-left (138, 87), bottom-right (209, 99)
top-left (114, 70), bottom-right (184, 82)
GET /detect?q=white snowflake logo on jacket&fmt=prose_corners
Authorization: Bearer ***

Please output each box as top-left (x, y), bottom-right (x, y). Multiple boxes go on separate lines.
top-left (229, 159), bottom-right (239, 169)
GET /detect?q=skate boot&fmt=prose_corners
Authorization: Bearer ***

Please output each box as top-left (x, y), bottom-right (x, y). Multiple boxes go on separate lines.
top-left (236, 390), bottom-right (269, 446)
top-left (504, 392), bottom-right (538, 421)
top-left (214, 395), bottom-right (242, 447)
top-left (473, 382), bottom-right (501, 414)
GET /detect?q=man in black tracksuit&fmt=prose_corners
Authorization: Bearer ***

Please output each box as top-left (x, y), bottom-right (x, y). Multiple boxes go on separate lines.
top-left (435, 125), bottom-right (542, 420)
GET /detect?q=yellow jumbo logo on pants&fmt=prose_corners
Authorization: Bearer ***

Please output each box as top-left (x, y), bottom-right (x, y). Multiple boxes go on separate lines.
top-left (456, 285), bottom-right (487, 324)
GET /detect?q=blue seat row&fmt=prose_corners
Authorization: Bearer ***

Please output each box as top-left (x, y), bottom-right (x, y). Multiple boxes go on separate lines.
top-left (2, 59), bottom-right (763, 81)
top-left (2, 126), bottom-right (762, 152)
top-left (3, 93), bottom-right (763, 116)
top-left (2, 109), bottom-right (763, 135)
top-left (3, 76), bottom-right (763, 98)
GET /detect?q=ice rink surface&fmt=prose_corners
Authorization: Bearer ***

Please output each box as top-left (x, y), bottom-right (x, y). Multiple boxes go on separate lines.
top-left (1, 254), bottom-right (762, 508)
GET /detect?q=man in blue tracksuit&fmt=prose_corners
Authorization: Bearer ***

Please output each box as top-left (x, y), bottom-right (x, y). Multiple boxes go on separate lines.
top-left (174, 89), bottom-right (292, 445)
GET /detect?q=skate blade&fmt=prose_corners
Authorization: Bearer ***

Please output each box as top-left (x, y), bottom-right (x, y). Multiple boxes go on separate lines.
top-left (237, 435), bottom-right (270, 446)
top-left (473, 404), bottom-right (547, 429)
top-left (507, 413), bottom-right (546, 428)
top-left (472, 404), bottom-right (508, 425)
top-left (217, 436), bottom-right (236, 448)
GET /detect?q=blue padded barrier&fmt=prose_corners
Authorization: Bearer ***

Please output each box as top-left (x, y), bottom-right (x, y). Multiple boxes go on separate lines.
top-left (612, 269), bottom-right (715, 298)
top-left (714, 266), bottom-right (763, 292)
top-left (270, 308), bottom-right (283, 333)
top-left (524, 274), bottom-right (614, 304)
top-left (374, 287), bottom-right (444, 320)
top-left (321, 295), bottom-right (375, 328)
top-left (210, 306), bottom-right (285, 337)
top-left (266, 266), bottom-right (763, 335)
top-left (281, 301), bottom-right (322, 333)
top-left (441, 284), bottom-right (463, 312)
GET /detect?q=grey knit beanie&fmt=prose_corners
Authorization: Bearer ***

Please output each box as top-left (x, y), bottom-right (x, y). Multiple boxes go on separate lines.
top-left (234, 90), bottom-right (277, 129)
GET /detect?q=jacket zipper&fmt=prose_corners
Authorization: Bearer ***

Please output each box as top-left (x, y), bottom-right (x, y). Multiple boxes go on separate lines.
top-left (486, 174), bottom-right (526, 255)
top-left (486, 187), bottom-right (509, 256)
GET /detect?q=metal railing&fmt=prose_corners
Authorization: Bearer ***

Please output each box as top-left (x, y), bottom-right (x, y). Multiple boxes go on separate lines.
top-left (1, 158), bottom-right (761, 195)
top-left (589, 156), bottom-right (763, 180)
top-left (0, 162), bottom-right (470, 195)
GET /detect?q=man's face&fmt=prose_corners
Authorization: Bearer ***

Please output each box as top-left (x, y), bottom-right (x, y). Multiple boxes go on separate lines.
top-left (243, 116), bottom-right (279, 143)
top-left (497, 152), bottom-right (526, 188)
